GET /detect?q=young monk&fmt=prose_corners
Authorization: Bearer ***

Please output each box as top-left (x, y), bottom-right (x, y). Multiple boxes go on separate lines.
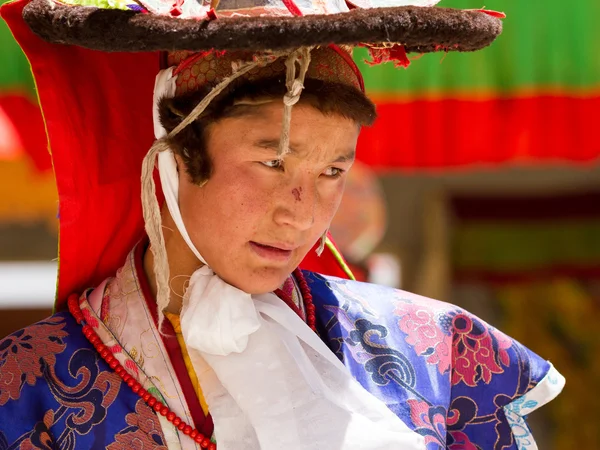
top-left (0, 0), bottom-right (563, 448)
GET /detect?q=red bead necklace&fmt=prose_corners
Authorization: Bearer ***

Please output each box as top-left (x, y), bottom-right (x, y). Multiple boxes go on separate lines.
top-left (275, 268), bottom-right (317, 331)
top-left (68, 269), bottom-right (315, 449)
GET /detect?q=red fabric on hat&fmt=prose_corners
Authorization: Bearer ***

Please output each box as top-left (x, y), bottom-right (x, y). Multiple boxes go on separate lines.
top-left (2, 0), bottom-right (352, 311)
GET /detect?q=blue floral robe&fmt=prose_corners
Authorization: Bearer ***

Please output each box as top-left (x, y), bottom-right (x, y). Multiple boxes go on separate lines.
top-left (0, 252), bottom-right (563, 449)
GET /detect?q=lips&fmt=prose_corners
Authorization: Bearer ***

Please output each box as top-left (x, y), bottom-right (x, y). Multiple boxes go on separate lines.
top-left (249, 241), bottom-right (295, 262)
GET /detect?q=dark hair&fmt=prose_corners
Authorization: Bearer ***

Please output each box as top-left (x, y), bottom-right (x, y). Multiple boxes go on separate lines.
top-left (158, 77), bottom-right (377, 184)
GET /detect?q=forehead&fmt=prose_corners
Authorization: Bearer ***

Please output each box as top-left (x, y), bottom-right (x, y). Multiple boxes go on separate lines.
top-left (223, 102), bottom-right (360, 136)
top-left (217, 100), bottom-right (357, 128)
top-left (207, 102), bottom-right (360, 160)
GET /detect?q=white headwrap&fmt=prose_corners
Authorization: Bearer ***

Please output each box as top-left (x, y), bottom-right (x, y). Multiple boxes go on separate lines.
top-left (150, 66), bottom-right (425, 450)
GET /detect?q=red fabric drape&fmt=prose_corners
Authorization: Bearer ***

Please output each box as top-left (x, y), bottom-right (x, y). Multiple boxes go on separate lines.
top-left (357, 96), bottom-right (600, 171)
top-left (2, 0), bottom-right (158, 308)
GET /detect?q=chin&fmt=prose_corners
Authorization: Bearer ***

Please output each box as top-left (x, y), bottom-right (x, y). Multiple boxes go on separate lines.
top-left (220, 267), bottom-right (291, 295)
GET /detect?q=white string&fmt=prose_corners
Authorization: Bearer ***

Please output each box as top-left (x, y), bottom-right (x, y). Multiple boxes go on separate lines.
top-left (278, 48), bottom-right (312, 157)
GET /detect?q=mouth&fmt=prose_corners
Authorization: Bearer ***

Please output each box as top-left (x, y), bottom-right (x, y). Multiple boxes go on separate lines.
top-left (249, 241), bottom-right (295, 262)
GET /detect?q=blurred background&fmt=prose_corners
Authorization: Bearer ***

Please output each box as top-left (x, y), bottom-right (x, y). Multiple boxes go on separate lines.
top-left (1, 0), bottom-right (599, 447)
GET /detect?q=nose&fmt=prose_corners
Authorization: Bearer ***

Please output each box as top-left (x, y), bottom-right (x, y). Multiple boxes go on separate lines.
top-left (273, 180), bottom-right (317, 231)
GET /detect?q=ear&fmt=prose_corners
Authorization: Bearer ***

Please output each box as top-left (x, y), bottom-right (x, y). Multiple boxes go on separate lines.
top-left (174, 153), bottom-right (185, 173)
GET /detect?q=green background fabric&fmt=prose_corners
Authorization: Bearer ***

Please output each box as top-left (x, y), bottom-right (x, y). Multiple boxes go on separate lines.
top-left (0, 0), bottom-right (34, 94)
top-left (4, 0), bottom-right (600, 96)
top-left (358, 0), bottom-right (600, 95)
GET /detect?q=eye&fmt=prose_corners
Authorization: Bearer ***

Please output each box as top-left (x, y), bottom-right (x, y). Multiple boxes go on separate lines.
top-left (323, 167), bottom-right (345, 178)
top-left (261, 159), bottom-right (284, 170)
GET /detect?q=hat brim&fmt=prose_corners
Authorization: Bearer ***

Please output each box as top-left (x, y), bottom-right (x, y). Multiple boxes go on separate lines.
top-left (23, 0), bottom-right (502, 53)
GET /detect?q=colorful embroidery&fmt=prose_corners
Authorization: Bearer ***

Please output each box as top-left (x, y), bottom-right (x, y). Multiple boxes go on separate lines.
top-left (309, 273), bottom-right (560, 450)
top-left (503, 364), bottom-right (565, 450)
top-left (108, 399), bottom-right (167, 449)
top-left (407, 399), bottom-right (447, 448)
top-left (0, 312), bottom-right (165, 449)
top-left (17, 410), bottom-right (56, 450)
top-left (450, 311), bottom-right (512, 387)
top-left (394, 301), bottom-right (453, 374)
top-left (447, 430), bottom-right (480, 450)
top-left (0, 316), bottom-right (68, 405)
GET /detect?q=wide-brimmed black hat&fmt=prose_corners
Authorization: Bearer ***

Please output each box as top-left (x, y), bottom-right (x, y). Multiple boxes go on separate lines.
top-left (21, 0), bottom-right (503, 54)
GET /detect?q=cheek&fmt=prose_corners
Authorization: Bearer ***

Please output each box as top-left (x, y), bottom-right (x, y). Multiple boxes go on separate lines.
top-left (186, 167), bottom-right (275, 237)
top-left (317, 181), bottom-right (346, 224)
top-left (220, 168), bottom-right (274, 214)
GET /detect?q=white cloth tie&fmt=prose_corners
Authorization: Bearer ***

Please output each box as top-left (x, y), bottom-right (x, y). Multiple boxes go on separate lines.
top-left (152, 68), bottom-right (425, 450)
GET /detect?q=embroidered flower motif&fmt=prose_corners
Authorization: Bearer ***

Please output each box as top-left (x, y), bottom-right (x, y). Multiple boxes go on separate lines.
top-left (108, 399), bottom-right (167, 449)
top-left (450, 312), bottom-right (512, 387)
top-left (444, 397), bottom-right (487, 449)
top-left (0, 317), bottom-right (68, 405)
top-left (504, 409), bottom-right (535, 449)
top-left (446, 396), bottom-right (477, 430)
top-left (447, 430), bottom-right (480, 450)
top-left (125, 359), bottom-right (140, 377)
top-left (505, 396), bottom-right (539, 414)
top-left (407, 399), bottom-right (447, 448)
top-left (394, 301), bottom-right (453, 374)
top-left (19, 410), bottom-right (56, 450)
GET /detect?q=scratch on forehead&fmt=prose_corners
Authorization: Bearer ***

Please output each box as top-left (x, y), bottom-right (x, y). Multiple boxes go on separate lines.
top-left (292, 187), bottom-right (302, 202)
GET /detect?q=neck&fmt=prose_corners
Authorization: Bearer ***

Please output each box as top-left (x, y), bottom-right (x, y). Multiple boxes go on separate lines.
top-left (143, 208), bottom-right (202, 315)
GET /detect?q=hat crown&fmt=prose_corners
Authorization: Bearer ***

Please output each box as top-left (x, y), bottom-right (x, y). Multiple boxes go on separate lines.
top-left (167, 46), bottom-right (363, 97)
top-left (137, 0), bottom-right (439, 19)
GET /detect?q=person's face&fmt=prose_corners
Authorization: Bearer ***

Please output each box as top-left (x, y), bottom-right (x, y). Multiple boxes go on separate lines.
top-left (177, 101), bottom-right (360, 294)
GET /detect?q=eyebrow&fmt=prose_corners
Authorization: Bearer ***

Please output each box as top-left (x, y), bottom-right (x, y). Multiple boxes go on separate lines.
top-left (255, 139), bottom-right (356, 163)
